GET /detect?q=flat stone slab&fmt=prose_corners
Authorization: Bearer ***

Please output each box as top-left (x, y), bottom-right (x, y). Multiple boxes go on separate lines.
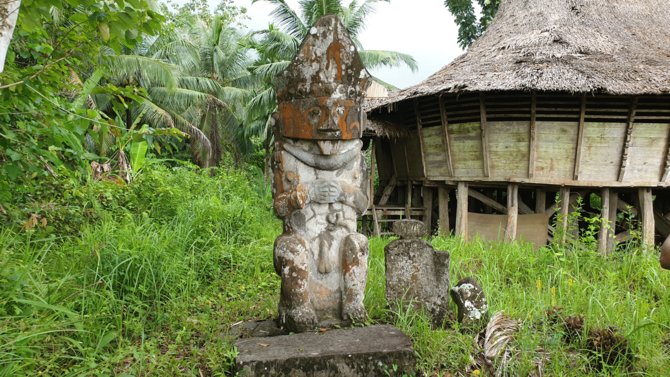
top-left (235, 325), bottom-right (415, 376)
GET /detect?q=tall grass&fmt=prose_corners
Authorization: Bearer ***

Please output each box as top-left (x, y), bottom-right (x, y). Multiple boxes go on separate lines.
top-left (366, 235), bottom-right (670, 375)
top-left (4, 164), bottom-right (670, 375)
top-left (0, 164), bottom-right (281, 376)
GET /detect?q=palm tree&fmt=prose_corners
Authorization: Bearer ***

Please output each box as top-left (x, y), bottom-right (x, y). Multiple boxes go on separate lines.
top-left (83, 13), bottom-right (253, 168)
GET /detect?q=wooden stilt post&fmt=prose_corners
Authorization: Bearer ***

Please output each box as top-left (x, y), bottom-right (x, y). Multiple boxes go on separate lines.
top-left (535, 189), bottom-right (546, 214)
top-left (639, 188), bottom-right (655, 249)
top-left (456, 182), bottom-right (468, 239)
top-left (506, 184), bottom-right (519, 241)
top-left (607, 191), bottom-right (618, 252)
top-left (438, 186), bottom-right (450, 236)
top-left (558, 187), bottom-right (571, 244)
top-left (423, 187), bottom-right (433, 234)
top-left (598, 188), bottom-right (611, 255)
top-left (405, 181), bottom-right (412, 219)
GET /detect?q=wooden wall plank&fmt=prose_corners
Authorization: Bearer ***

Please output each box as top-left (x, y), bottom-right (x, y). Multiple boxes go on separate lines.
top-left (534, 122), bottom-right (579, 180)
top-left (448, 122), bottom-right (484, 177)
top-left (487, 121), bottom-right (530, 179)
top-left (421, 127), bottom-right (450, 178)
top-left (625, 123), bottom-right (670, 181)
top-left (578, 122), bottom-right (626, 181)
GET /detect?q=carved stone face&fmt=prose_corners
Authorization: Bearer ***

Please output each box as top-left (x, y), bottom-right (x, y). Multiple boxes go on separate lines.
top-left (277, 97), bottom-right (362, 141)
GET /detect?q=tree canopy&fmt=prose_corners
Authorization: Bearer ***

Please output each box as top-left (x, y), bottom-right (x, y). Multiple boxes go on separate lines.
top-left (444, 0), bottom-right (500, 48)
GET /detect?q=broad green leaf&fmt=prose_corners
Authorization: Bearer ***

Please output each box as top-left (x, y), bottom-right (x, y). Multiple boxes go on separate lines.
top-left (129, 140), bottom-right (148, 172)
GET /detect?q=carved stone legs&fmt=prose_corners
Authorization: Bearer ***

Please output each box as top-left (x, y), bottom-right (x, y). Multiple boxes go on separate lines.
top-left (341, 233), bottom-right (369, 324)
top-left (274, 235), bottom-right (318, 332)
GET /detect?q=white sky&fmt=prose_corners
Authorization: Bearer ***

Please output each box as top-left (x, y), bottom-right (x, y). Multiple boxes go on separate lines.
top-left (172, 0), bottom-right (464, 89)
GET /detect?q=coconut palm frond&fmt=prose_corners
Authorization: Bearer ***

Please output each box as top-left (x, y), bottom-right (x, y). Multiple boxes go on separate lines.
top-left (255, 0), bottom-right (308, 38)
top-left (360, 50), bottom-right (418, 72)
top-left (245, 87), bottom-right (277, 122)
top-left (102, 55), bottom-right (179, 90)
top-left (178, 76), bottom-right (224, 95)
top-left (299, 0), bottom-right (343, 25)
top-left (148, 87), bottom-right (227, 112)
top-left (252, 26), bottom-right (300, 61)
top-left (138, 99), bottom-right (212, 164)
top-left (343, 0), bottom-right (389, 36)
top-left (252, 61), bottom-right (291, 81)
top-left (483, 312), bottom-right (519, 366)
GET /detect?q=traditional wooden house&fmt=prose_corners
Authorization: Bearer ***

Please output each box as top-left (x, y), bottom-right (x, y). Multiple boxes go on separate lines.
top-left (364, 0), bottom-right (670, 252)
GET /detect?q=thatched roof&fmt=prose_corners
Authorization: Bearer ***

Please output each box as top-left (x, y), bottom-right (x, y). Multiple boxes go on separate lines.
top-left (370, 0), bottom-right (670, 109)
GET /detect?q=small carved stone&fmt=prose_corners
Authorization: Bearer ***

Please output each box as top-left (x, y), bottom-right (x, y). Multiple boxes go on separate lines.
top-left (385, 220), bottom-right (450, 324)
top-left (392, 219), bottom-right (427, 240)
top-left (271, 15), bottom-right (371, 332)
top-left (450, 277), bottom-right (488, 331)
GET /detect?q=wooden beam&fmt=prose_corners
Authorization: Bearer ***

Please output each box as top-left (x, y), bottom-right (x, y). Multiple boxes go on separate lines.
top-left (402, 143), bottom-right (410, 179)
top-left (617, 197), bottom-right (639, 216)
top-left (438, 186), bottom-right (450, 236)
top-left (653, 210), bottom-right (670, 239)
top-left (598, 188), bottom-right (611, 255)
top-left (638, 187), bottom-right (654, 248)
top-left (438, 94), bottom-right (455, 177)
top-left (423, 187), bottom-right (433, 234)
top-left (371, 205), bottom-right (381, 237)
top-left (468, 188), bottom-right (507, 214)
top-left (506, 184), bottom-right (519, 241)
top-left (607, 190), bottom-right (618, 252)
top-left (528, 94), bottom-right (537, 178)
top-left (618, 97), bottom-right (638, 182)
top-left (413, 99), bottom-right (428, 179)
top-left (558, 187), bottom-right (571, 244)
top-left (479, 94), bottom-right (490, 177)
top-left (519, 199), bottom-right (534, 215)
top-left (573, 95), bottom-right (586, 180)
top-left (378, 174), bottom-right (397, 206)
top-left (456, 182), bottom-right (469, 239)
top-left (535, 189), bottom-right (546, 214)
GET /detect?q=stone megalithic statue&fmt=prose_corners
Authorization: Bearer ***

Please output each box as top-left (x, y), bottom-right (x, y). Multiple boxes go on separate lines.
top-left (271, 15), bottom-right (371, 332)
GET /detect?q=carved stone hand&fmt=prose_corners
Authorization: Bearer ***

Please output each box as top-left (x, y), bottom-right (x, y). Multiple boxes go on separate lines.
top-left (309, 180), bottom-right (342, 204)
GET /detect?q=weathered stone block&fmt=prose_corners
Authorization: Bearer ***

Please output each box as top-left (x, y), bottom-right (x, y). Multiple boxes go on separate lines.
top-left (235, 325), bottom-right (415, 377)
top-left (385, 220), bottom-right (450, 324)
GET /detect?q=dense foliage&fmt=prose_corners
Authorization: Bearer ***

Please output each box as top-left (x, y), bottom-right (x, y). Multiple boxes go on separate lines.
top-left (0, 164), bottom-right (280, 375)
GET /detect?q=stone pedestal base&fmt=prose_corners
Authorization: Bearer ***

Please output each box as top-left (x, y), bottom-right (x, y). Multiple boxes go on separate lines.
top-left (235, 325), bottom-right (415, 376)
